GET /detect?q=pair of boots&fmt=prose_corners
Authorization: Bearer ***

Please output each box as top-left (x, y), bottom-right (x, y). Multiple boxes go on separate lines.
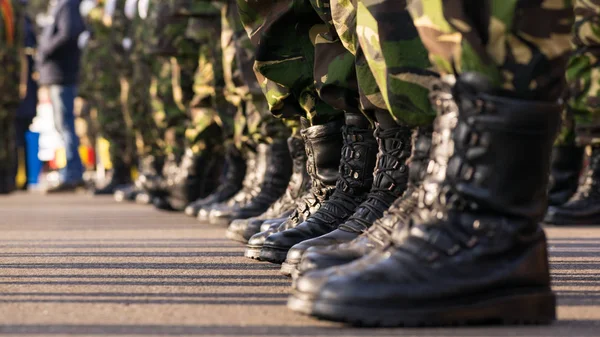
top-left (113, 146), bottom-right (223, 211)
top-left (245, 113), bottom-right (418, 279)
top-left (287, 73), bottom-right (559, 326)
top-left (225, 136), bottom-right (311, 242)
top-left (151, 147), bottom-right (224, 211)
top-left (93, 158), bottom-right (132, 196)
top-left (545, 144), bottom-right (600, 225)
top-left (114, 155), bottom-right (164, 203)
top-left (188, 140), bottom-right (293, 225)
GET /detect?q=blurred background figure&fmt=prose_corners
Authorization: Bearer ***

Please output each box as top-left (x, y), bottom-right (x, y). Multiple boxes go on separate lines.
top-left (13, 8), bottom-right (39, 190)
top-left (0, 0), bottom-right (23, 194)
top-left (37, 0), bottom-right (85, 193)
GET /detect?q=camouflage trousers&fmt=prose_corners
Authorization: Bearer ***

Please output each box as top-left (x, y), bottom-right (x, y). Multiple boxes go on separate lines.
top-left (409, 0), bottom-right (573, 102)
top-left (0, 50), bottom-right (18, 170)
top-left (79, 37), bottom-right (137, 167)
top-left (221, 0), bottom-right (290, 144)
top-left (127, 56), bottom-right (163, 157)
top-left (186, 12), bottom-right (234, 153)
top-left (237, 0), bottom-right (348, 125)
top-left (96, 74), bottom-right (137, 168)
top-left (185, 0), bottom-right (289, 152)
top-left (566, 0), bottom-right (600, 143)
top-left (149, 54), bottom-right (197, 158)
top-left (335, 0), bottom-right (438, 127)
top-left (238, 0), bottom-right (437, 128)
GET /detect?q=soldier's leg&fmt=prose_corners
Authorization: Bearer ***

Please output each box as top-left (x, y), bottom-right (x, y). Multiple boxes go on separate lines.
top-left (289, 0), bottom-right (573, 326)
top-left (183, 10), bottom-right (249, 216)
top-left (93, 73), bottom-right (135, 194)
top-left (115, 57), bottom-right (165, 203)
top-left (286, 0), bottom-right (439, 276)
top-left (237, 0), bottom-right (345, 125)
top-left (545, 0), bottom-right (600, 223)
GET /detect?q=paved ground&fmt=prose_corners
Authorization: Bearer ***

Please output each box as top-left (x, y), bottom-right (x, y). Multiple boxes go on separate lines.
top-left (0, 193), bottom-right (599, 336)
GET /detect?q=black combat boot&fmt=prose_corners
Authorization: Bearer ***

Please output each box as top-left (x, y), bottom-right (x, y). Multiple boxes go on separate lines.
top-left (136, 154), bottom-right (173, 205)
top-left (94, 159), bottom-right (132, 196)
top-left (544, 145), bottom-right (600, 225)
top-left (280, 125), bottom-right (413, 275)
top-left (208, 139), bottom-right (292, 225)
top-left (114, 155), bottom-right (164, 203)
top-left (245, 119), bottom-right (343, 259)
top-left (196, 148), bottom-right (258, 222)
top-left (160, 146), bottom-right (224, 211)
top-left (259, 115), bottom-right (378, 264)
top-left (226, 135), bottom-right (310, 242)
top-left (293, 127), bottom-right (432, 277)
top-left (289, 74), bottom-right (560, 327)
top-left (184, 145), bottom-right (246, 216)
top-left (547, 144), bottom-right (584, 206)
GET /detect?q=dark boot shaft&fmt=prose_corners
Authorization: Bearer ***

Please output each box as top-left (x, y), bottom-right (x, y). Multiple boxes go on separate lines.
top-left (547, 144), bottom-right (584, 206)
top-left (420, 74), bottom-right (561, 222)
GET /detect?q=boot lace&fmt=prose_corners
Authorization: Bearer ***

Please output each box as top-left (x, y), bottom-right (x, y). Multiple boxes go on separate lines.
top-left (342, 128), bottom-right (411, 231)
top-left (309, 126), bottom-right (373, 224)
top-left (566, 147), bottom-right (600, 203)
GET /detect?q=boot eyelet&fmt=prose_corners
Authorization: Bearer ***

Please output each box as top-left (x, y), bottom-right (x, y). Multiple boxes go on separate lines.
top-left (462, 166), bottom-right (474, 181)
top-left (469, 133), bottom-right (479, 146)
top-left (353, 172), bottom-right (360, 179)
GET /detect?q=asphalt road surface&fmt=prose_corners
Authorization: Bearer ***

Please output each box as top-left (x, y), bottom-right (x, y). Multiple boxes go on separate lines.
top-left (0, 193), bottom-right (599, 336)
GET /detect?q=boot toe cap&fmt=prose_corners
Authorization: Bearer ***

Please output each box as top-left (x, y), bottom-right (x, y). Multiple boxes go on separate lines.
top-left (228, 218), bottom-right (251, 232)
top-left (294, 269), bottom-right (333, 294)
top-left (285, 245), bottom-right (307, 265)
top-left (184, 205), bottom-right (197, 217)
top-left (247, 230), bottom-right (272, 246)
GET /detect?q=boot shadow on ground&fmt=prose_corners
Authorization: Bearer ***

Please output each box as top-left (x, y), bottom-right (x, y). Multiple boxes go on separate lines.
top-left (0, 291), bottom-right (289, 306)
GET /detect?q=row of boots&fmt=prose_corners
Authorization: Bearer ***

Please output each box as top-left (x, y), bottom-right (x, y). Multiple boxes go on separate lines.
top-left (222, 73), bottom-right (598, 326)
top-left (106, 72), bottom-right (599, 326)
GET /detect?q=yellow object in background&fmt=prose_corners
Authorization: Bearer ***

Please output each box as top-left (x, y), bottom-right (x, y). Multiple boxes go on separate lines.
top-left (79, 146), bottom-right (90, 168)
top-left (55, 147), bottom-right (67, 169)
top-left (130, 166), bottom-right (139, 181)
top-left (15, 148), bottom-right (27, 189)
top-left (97, 137), bottom-right (113, 170)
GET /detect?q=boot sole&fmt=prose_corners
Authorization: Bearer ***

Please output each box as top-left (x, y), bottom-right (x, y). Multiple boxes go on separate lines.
top-left (114, 190), bottom-right (138, 202)
top-left (543, 218), bottom-right (600, 226)
top-left (244, 246), bottom-right (262, 260)
top-left (280, 262), bottom-right (298, 277)
top-left (184, 206), bottom-right (198, 217)
top-left (288, 288), bottom-right (555, 327)
top-left (209, 216), bottom-right (233, 226)
top-left (259, 246), bottom-right (289, 264)
top-left (225, 230), bottom-right (249, 244)
top-left (135, 194), bottom-right (152, 205)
